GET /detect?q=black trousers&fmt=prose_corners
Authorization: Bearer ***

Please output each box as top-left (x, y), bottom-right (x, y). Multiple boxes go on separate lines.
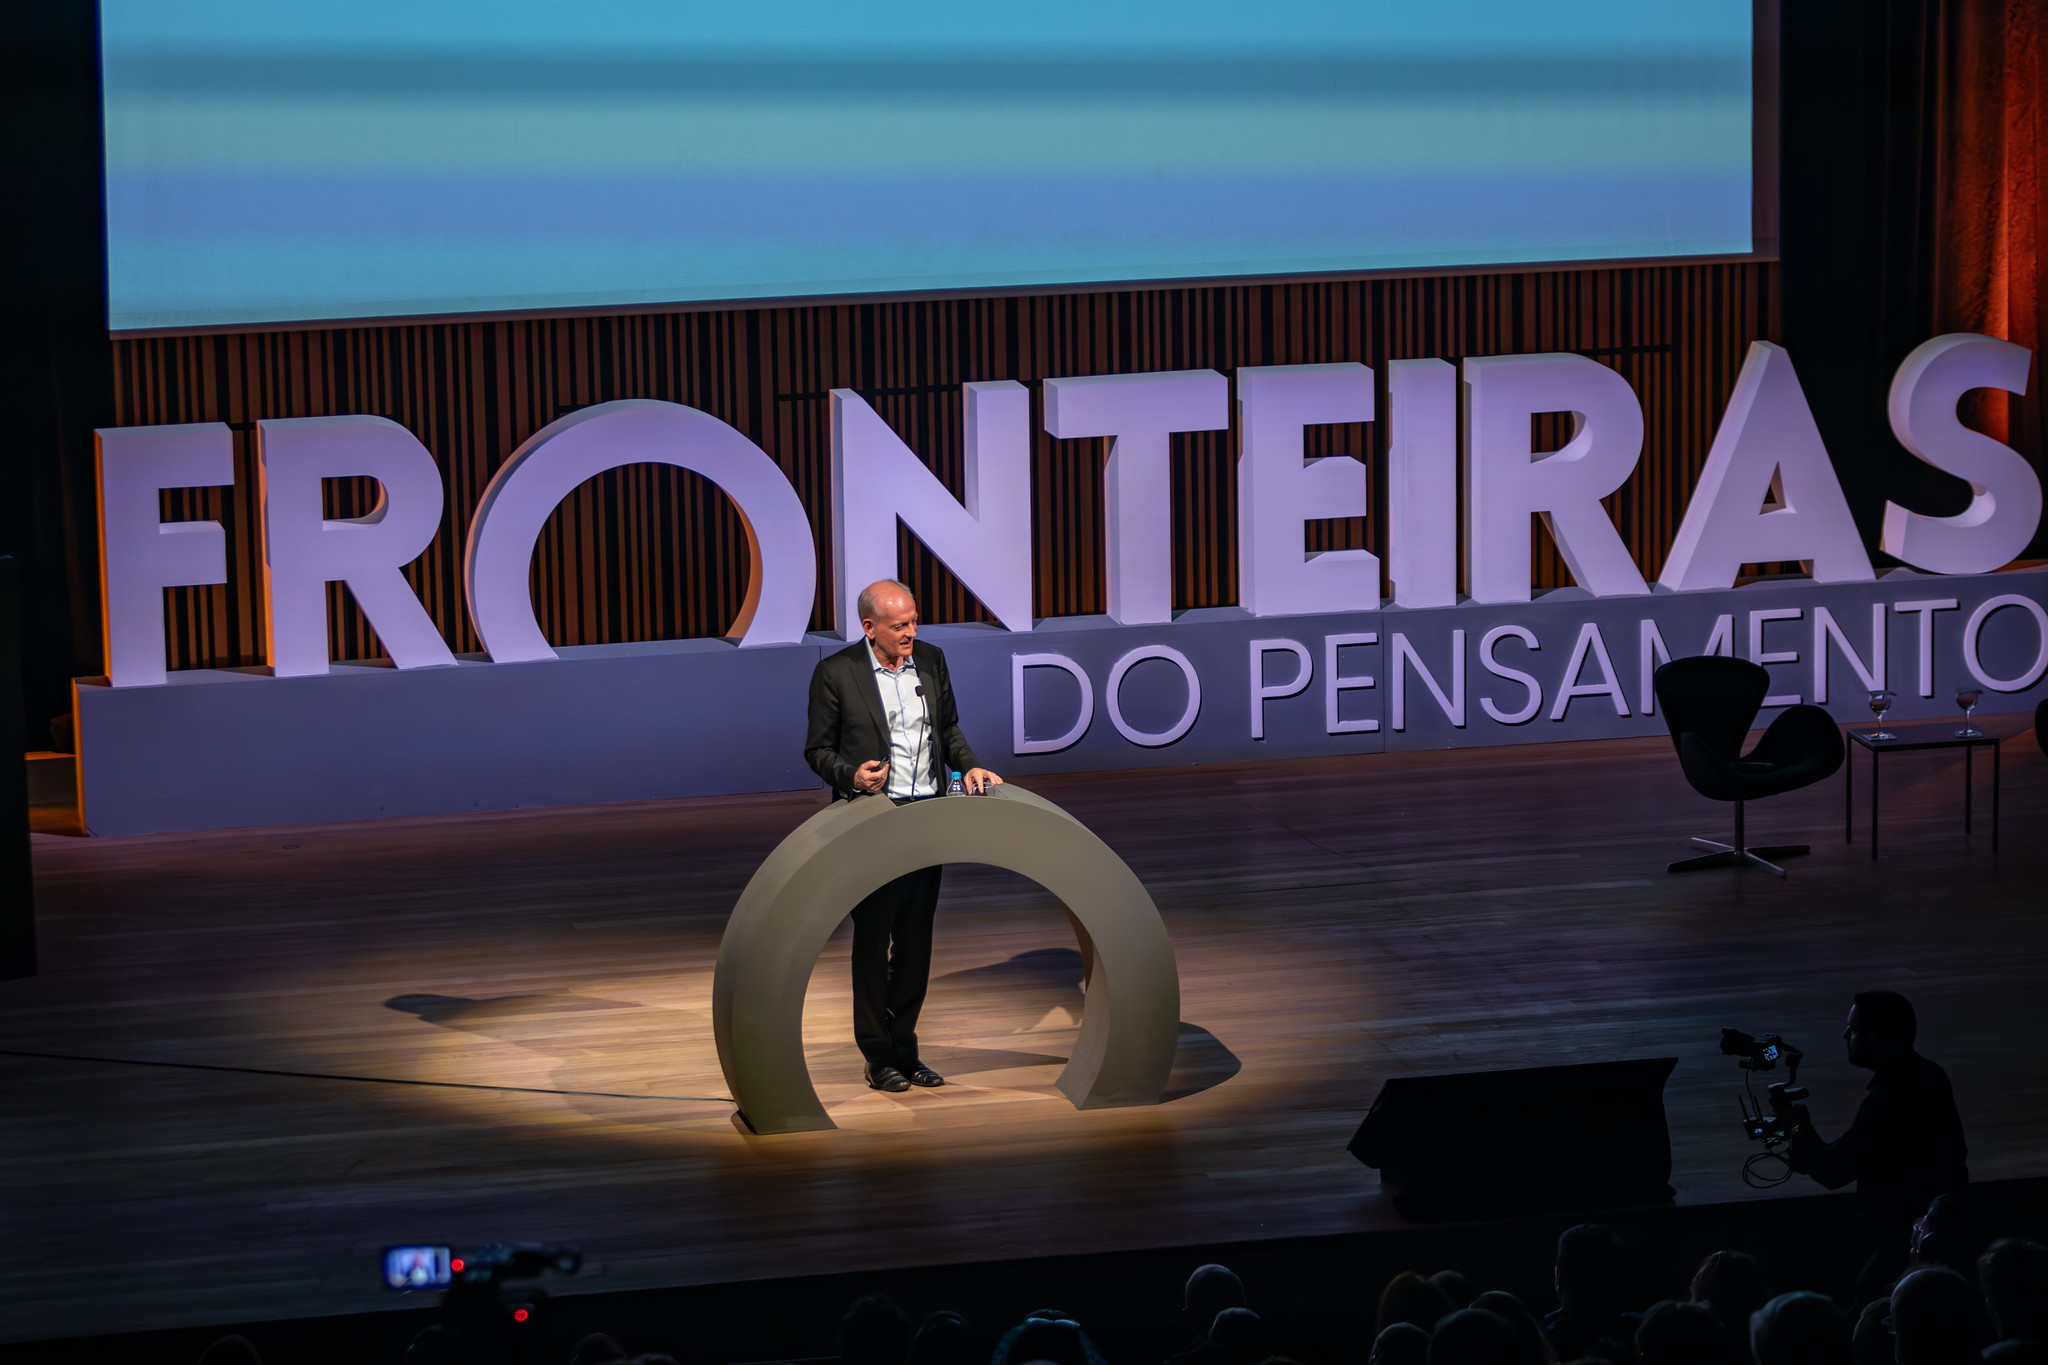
top-left (850, 864), bottom-right (944, 1070)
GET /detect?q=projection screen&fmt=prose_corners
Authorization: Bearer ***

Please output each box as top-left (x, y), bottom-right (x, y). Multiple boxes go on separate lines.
top-left (100, 1), bottom-right (1758, 332)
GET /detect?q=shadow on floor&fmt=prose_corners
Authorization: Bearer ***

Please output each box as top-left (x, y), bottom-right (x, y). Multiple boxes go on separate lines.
top-left (928, 946), bottom-right (1086, 1033)
top-left (925, 949), bottom-right (1241, 1101)
top-left (383, 991), bottom-right (731, 1122)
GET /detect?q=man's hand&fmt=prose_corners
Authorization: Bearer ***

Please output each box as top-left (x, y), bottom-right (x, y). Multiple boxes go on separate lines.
top-left (853, 760), bottom-right (889, 794)
top-left (963, 768), bottom-right (1004, 794)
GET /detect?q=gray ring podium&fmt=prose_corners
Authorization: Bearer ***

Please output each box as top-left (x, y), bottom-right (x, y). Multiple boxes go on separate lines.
top-left (712, 783), bottom-right (1181, 1134)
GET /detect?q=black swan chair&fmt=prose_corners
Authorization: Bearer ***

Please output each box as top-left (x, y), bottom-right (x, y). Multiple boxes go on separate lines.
top-left (1652, 656), bottom-right (1845, 877)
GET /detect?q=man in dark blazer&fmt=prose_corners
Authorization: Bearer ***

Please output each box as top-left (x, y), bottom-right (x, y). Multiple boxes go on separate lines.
top-left (805, 578), bottom-right (1002, 1093)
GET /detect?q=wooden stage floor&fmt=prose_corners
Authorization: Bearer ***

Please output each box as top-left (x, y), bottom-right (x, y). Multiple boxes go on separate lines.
top-left (3, 727), bottom-right (2046, 1343)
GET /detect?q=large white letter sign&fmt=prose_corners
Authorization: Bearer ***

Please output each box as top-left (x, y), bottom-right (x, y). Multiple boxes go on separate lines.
top-left (1549, 622), bottom-right (1628, 720)
top-left (1895, 597), bottom-right (1960, 696)
top-left (1749, 607), bottom-right (1803, 706)
top-left (1012, 652), bottom-right (1093, 754)
top-left (1387, 358), bottom-right (1459, 609)
top-left (1107, 645), bottom-right (1202, 746)
top-left (467, 399), bottom-right (814, 660)
top-left (1237, 363), bottom-right (1379, 617)
top-left (257, 416), bottom-right (454, 677)
top-left (1479, 624), bottom-right (1543, 724)
top-left (95, 422), bottom-right (233, 688)
top-left (1462, 354), bottom-right (1648, 603)
top-left (1043, 369), bottom-right (1228, 626)
top-left (1248, 638), bottom-right (1312, 740)
top-left (1390, 630), bottom-right (1465, 730)
top-left (1812, 604), bottom-right (1885, 703)
top-left (1962, 595), bottom-right (2048, 692)
top-left (1659, 342), bottom-right (1873, 592)
top-left (833, 382), bottom-right (1031, 639)
top-left (1639, 615), bottom-right (1735, 713)
top-left (1882, 333), bottom-right (2040, 574)
top-left (1323, 631), bottom-right (1379, 734)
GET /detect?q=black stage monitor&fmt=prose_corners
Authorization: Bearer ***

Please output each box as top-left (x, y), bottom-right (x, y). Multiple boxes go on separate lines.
top-left (1349, 1057), bottom-right (1678, 1222)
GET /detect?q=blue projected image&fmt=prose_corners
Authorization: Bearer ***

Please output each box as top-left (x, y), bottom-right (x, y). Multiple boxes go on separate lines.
top-left (101, 1), bottom-right (1755, 331)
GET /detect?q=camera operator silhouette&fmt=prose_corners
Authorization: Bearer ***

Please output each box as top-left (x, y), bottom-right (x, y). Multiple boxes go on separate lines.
top-left (1776, 990), bottom-right (1968, 1301)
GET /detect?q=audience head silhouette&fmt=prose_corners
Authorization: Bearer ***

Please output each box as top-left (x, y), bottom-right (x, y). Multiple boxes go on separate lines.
top-left (1750, 1291), bottom-right (1850, 1365)
top-left (1381, 1272), bottom-right (1458, 1335)
top-left (1431, 1271), bottom-right (1477, 1311)
top-left (1891, 1267), bottom-right (1985, 1365)
top-left (1469, 1291), bottom-right (1554, 1365)
top-left (837, 1295), bottom-right (912, 1365)
top-left (565, 1332), bottom-right (626, 1365)
top-left (196, 1336), bottom-right (262, 1365)
top-left (1429, 1308), bottom-right (1518, 1365)
top-left (992, 1315), bottom-right (1103, 1365)
top-left (1637, 1300), bottom-right (1740, 1365)
top-left (1371, 1323), bottom-right (1433, 1365)
top-left (1186, 1264), bottom-right (1249, 1325)
top-left (1979, 1239), bottom-right (2048, 1345)
top-left (1913, 1193), bottom-right (1985, 1275)
top-left (1555, 1224), bottom-right (1629, 1310)
top-left (1206, 1306), bottom-right (1267, 1363)
top-left (907, 1310), bottom-right (977, 1365)
top-left (1689, 1250), bottom-right (1771, 1336)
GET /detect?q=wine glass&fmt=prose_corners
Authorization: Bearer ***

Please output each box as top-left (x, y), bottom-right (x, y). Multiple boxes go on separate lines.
top-left (1867, 689), bottom-right (1897, 741)
top-left (1955, 685), bottom-right (1984, 738)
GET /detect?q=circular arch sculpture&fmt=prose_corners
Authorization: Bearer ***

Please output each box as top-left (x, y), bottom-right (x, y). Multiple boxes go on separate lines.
top-left (464, 398), bottom-right (815, 660)
top-left (713, 784), bottom-right (1180, 1134)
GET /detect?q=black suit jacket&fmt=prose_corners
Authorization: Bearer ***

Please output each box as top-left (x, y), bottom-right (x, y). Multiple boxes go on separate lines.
top-left (1788, 1051), bottom-right (1968, 1230)
top-left (805, 640), bottom-right (982, 800)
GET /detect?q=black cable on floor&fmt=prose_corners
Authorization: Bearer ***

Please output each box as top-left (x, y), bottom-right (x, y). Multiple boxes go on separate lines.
top-left (0, 1046), bottom-right (735, 1104)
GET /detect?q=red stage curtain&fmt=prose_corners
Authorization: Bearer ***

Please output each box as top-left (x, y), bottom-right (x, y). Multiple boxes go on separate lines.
top-left (1931, 0), bottom-right (2046, 457)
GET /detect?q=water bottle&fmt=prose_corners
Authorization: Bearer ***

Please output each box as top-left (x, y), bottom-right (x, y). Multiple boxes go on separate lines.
top-left (947, 770), bottom-right (965, 796)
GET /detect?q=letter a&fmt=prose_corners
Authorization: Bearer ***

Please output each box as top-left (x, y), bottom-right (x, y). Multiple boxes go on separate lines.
top-left (1659, 341), bottom-right (1873, 591)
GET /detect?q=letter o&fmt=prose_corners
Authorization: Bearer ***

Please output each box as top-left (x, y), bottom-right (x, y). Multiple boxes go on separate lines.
top-left (465, 399), bottom-right (816, 659)
top-left (1962, 593), bottom-right (2048, 691)
top-left (1106, 645), bottom-right (1202, 746)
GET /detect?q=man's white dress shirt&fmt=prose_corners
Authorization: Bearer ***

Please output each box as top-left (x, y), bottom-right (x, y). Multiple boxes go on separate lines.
top-left (869, 647), bottom-right (937, 799)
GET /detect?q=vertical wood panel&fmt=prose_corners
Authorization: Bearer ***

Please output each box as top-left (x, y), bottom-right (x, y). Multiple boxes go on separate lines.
top-left (109, 263), bottom-right (1779, 670)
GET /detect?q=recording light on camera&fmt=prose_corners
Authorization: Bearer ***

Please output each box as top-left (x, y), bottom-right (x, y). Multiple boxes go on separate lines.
top-left (450, 1258), bottom-right (464, 1272)
top-left (513, 1308), bottom-right (529, 1323)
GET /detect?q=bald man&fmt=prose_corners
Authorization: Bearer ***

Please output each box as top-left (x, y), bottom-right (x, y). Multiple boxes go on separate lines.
top-left (804, 579), bottom-right (1002, 1093)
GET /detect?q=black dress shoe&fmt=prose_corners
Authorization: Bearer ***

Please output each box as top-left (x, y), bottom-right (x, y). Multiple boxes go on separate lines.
top-left (905, 1064), bottom-right (945, 1088)
top-left (865, 1063), bottom-right (911, 1093)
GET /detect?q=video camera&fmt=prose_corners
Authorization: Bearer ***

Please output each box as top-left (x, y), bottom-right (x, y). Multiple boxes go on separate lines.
top-left (1719, 1027), bottom-right (1802, 1081)
top-left (1719, 1029), bottom-right (1807, 1187)
top-left (383, 1243), bottom-right (582, 1363)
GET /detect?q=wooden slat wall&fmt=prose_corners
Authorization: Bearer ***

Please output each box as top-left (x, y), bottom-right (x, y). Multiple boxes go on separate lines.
top-left (110, 262), bottom-right (1779, 670)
